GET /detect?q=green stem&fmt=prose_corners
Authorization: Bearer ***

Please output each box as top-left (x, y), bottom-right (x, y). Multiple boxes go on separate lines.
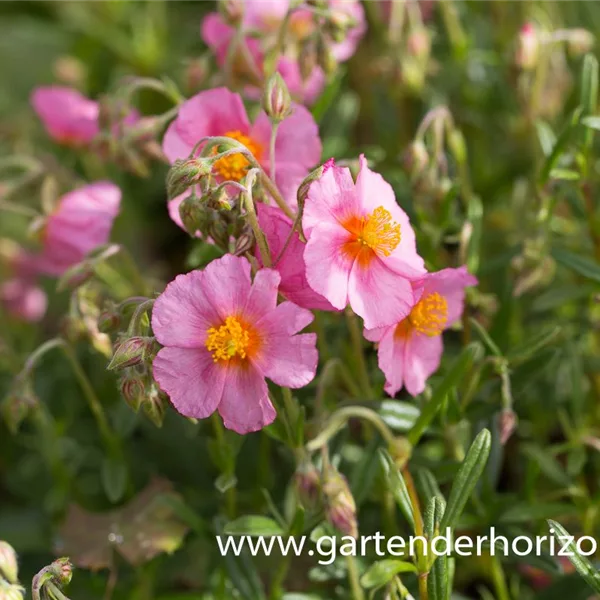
top-left (269, 552), bottom-right (293, 600)
top-left (270, 122), bottom-right (279, 183)
top-left (0, 199), bottom-right (41, 218)
top-left (243, 184), bottom-right (272, 267)
top-left (127, 299), bottom-right (155, 336)
top-left (258, 170), bottom-right (296, 220)
top-left (346, 555), bottom-right (365, 600)
top-left (346, 309), bottom-right (371, 398)
top-left (211, 413), bottom-right (236, 518)
top-left (489, 555), bottom-right (511, 600)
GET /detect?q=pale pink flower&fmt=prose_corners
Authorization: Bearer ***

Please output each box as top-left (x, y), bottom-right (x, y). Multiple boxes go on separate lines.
top-left (152, 254), bottom-right (318, 434)
top-left (200, 0), bottom-right (365, 104)
top-left (303, 155), bottom-right (425, 329)
top-left (0, 278), bottom-right (47, 322)
top-left (162, 87), bottom-right (321, 228)
top-left (256, 203), bottom-right (335, 311)
top-left (31, 86), bottom-right (99, 146)
top-left (365, 267), bottom-right (478, 397)
top-left (39, 182), bottom-right (121, 276)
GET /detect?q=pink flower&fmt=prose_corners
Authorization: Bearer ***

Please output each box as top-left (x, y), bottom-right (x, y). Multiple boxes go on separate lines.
top-left (151, 254), bottom-right (318, 434)
top-left (257, 203), bottom-right (335, 311)
top-left (0, 278), bottom-right (47, 322)
top-left (200, 0), bottom-right (365, 105)
top-left (365, 267), bottom-right (478, 397)
top-left (31, 86), bottom-right (99, 146)
top-left (303, 155), bottom-right (425, 329)
top-left (39, 182), bottom-right (121, 276)
top-left (162, 87), bottom-right (321, 227)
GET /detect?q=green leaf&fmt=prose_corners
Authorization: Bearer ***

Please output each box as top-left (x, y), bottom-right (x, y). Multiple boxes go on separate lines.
top-left (522, 444), bottom-right (571, 487)
top-left (466, 195), bottom-right (483, 274)
top-left (439, 429), bottom-right (491, 531)
top-left (378, 400), bottom-right (420, 432)
top-left (101, 456), bottom-right (128, 504)
top-left (424, 496), bottom-right (447, 539)
top-left (548, 520), bottom-right (600, 593)
top-left (539, 107), bottom-right (582, 184)
top-left (506, 326), bottom-right (561, 364)
top-left (379, 450), bottom-right (415, 531)
top-left (580, 54), bottom-right (599, 149)
top-left (499, 502), bottom-right (578, 523)
top-left (224, 516), bottom-right (285, 537)
top-left (581, 115), bottom-right (600, 131)
top-left (215, 473), bottom-right (237, 494)
top-left (549, 168), bottom-right (580, 181)
top-left (360, 559), bottom-right (416, 589)
top-left (408, 343), bottom-right (483, 446)
top-left (536, 120), bottom-right (557, 156)
top-left (552, 247), bottom-right (600, 284)
top-left (428, 554), bottom-right (449, 600)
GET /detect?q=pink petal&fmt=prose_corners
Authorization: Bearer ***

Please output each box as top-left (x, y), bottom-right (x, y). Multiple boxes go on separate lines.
top-left (303, 163), bottom-right (358, 232)
top-left (355, 155), bottom-right (424, 274)
top-left (151, 270), bottom-right (220, 348)
top-left (259, 332), bottom-right (318, 388)
top-left (348, 257), bottom-right (415, 329)
top-left (256, 300), bottom-right (315, 337)
top-left (403, 333), bottom-right (444, 397)
top-left (276, 57), bottom-right (326, 105)
top-left (153, 347), bottom-right (226, 418)
top-left (257, 204), bottom-right (335, 310)
top-left (162, 120), bottom-right (194, 163)
top-left (418, 266), bottom-right (478, 326)
top-left (174, 88), bottom-right (250, 149)
top-left (242, 268), bottom-right (281, 323)
top-left (201, 13), bottom-right (234, 53)
top-left (304, 222), bottom-right (353, 310)
top-left (0, 278), bottom-right (47, 322)
top-left (217, 365), bottom-right (275, 433)
top-left (201, 254), bottom-right (253, 321)
top-left (364, 325), bottom-right (388, 343)
top-left (377, 326), bottom-right (407, 397)
top-left (329, 0), bottom-right (366, 62)
top-left (243, 0), bottom-right (290, 29)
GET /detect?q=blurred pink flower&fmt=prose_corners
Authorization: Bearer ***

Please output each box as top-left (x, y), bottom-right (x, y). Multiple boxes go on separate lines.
top-left (303, 155), bottom-right (425, 329)
top-left (163, 87), bottom-right (321, 228)
top-left (365, 267), bottom-right (478, 397)
top-left (39, 182), bottom-right (121, 276)
top-left (256, 203), bottom-right (335, 311)
top-left (152, 254), bottom-right (318, 434)
top-left (0, 278), bottom-right (47, 322)
top-left (31, 86), bottom-right (99, 146)
top-left (200, 0), bottom-right (365, 105)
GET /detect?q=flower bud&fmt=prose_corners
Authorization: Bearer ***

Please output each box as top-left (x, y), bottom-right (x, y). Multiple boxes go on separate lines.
top-left (184, 57), bottom-right (210, 94)
top-left (515, 23), bottom-right (539, 71)
top-left (263, 73), bottom-right (293, 123)
top-left (56, 261), bottom-right (95, 292)
top-left (234, 225), bottom-right (255, 256)
top-left (0, 581), bottom-right (24, 600)
top-left (143, 384), bottom-right (167, 428)
top-left (388, 436), bottom-right (413, 470)
top-left (1, 379), bottom-right (38, 434)
top-left (97, 309), bottom-right (121, 334)
top-left (120, 374), bottom-right (146, 412)
top-left (218, 0), bottom-right (243, 26)
top-left (295, 463), bottom-right (321, 508)
top-left (50, 557), bottom-right (73, 587)
top-left (499, 408), bottom-right (517, 445)
top-left (108, 337), bottom-right (153, 370)
top-left (407, 29), bottom-right (431, 60)
top-left (166, 158), bottom-right (213, 200)
top-left (299, 38), bottom-right (318, 81)
top-left (297, 159), bottom-right (335, 207)
top-left (179, 194), bottom-right (212, 237)
top-left (0, 542), bottom-right (18, 584)
top-left (323, 471), bottom-right (358, 538)
top-left (402, 140), bottom-right (429, 179)
top-left (567, 29), bottom-right (595, 57)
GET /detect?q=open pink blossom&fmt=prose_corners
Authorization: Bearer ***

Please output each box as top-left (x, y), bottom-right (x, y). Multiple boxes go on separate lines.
top-left (257, 203), bottom-right (335, 311)
top-left (365, 267), bottom-right (478, 397)
top-left (0, 278), bottom-right (47, 322)
top-left (162, 87), bottom-right (321, 229)
top-left (152, 254), bottom-right (318, 434)
top-left (31, 86), bottom-right (100, 146)
top-left (303, 155), bottom-right (425, 329)
top-left (39, 182), bottom-right (121, 276)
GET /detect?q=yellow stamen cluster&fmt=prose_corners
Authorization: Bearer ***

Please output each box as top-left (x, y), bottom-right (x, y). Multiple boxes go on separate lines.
top-left (205, 316), bottom-right (251, 362)
top-left (213, 130), bottom-right (263, 182)
top-left (358, 207), bottom-right (402, 257)
top-left (409, 292), bottom-right (448, 336)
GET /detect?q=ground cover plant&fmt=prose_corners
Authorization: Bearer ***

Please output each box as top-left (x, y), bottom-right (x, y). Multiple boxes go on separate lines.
top-left (2, 1), bottom-right (600, 599)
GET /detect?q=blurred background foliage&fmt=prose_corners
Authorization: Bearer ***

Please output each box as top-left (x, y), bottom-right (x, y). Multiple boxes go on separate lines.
top-left (2, 1), bottom-right (600, 599)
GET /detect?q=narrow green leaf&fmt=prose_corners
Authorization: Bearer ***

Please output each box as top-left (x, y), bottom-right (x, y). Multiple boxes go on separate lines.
top-left (224, 516), bottom-right (285, 537)
top-left (549, 168), bottom-right (580, 181)
top-left (408, 343), bottom-right (483, 446)
top-left (522, 444), bottom-right (571, 486)
top-left (469, 318), bottom-right (502, 357)
top-left (101, 456), bottom-right (128, 504)
top-left (539, 107), bottom-right (582, 184)
top-left (424, 496), bottom-right (447, 540)
top-left (466, 195), bottom-right (483, 274)
top-left (580, 54), bottom-right (599, 149)
top-left (379, 449), bottom-right (415, 531)
top-left (360, 559), bottom-right (417, 589)
top-left (428, 554), bottom-right (449, 600)
top-left (581, 115), bottom-right (600, 131)
top-left (506, 326), bottom-right (561, 364)
top-left (378, 400), bottom-right (420, 432)
top-left (552, 247), bottom-right (600, 284)
top-left (548, 520), bottom-right (600, 593)
top-left (499, 502), bottom-right (578, 523)
top-left (439, 429), bottom-right (491, 531)
top-left (535, 120), bottom-right (556, 156)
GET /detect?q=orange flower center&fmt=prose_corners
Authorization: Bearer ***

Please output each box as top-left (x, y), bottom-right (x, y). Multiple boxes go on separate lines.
top-left (212, 130), bottom-right (263, 182)
top-left (289, 13), bottom-right (315, 40)
top-left (205, 316), bottom-right (258, 363)
top-left (395, 292), bottom-right (448, 339)
top-left (342, 207), bottom-right (402, 267)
